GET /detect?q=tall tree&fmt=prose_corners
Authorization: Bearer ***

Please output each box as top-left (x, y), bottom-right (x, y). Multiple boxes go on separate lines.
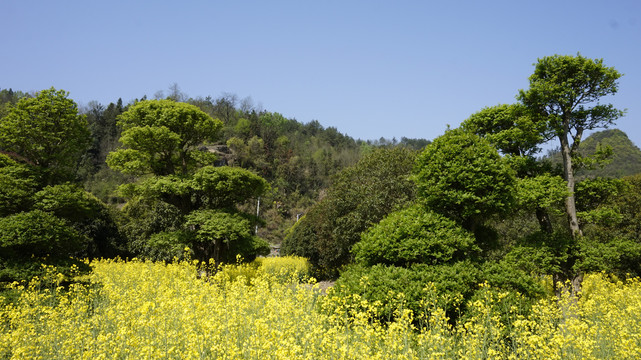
top-left (0, 87), bottom-right (90, 184)
top-left (461, 104), bottom-right (561, 233)
top-left (518, 54), bottom-right (624, 236)
top-left (108, 100), bottom-right (269, 263)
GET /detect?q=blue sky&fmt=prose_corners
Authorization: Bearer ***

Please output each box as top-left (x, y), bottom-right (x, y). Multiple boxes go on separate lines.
top-left (1, 0), bottom-right (640, 148)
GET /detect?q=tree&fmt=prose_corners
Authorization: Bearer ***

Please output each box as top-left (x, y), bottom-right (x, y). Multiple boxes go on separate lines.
top-left (335, 203), bottom-right (543, 324)
top-left (0, 210), bottom-right (89, 282)
top-left (0, 154), bottom-right (38, 217)
top-left (108, 100), bottom-right (269, 263)
top-left (184, 210), bottom-right (268, 263)
top-left (0, 88), bottom-right (90, 184)
top-left (461, 104), bottom-right (549, 164)
top-left (107, 99), bottom-right (223, 176)
top-left (518, 54), bottom-right (624, 236)
top-left (461, 104), bottom-right (565, 234)
top-left (412, 128), bottom-right (516, 231)
top-left (282, 147), bottom-right (417, 278)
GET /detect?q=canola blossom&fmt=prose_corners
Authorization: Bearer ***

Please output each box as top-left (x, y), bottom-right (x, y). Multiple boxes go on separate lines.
top-left (1, 258), bottom-right (641, 359)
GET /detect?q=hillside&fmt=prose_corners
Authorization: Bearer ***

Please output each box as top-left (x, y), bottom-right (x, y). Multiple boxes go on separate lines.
top-left (547, 129), bottom-right (641, 179)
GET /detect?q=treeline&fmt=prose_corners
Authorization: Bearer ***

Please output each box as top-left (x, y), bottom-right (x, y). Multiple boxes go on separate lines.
top-left (0, 86), bottom-right (428, 282)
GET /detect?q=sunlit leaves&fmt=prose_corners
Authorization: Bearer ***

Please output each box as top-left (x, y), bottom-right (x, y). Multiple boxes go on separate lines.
top-left (354, 204), bottom-right (478, 267)
top-left (108, 100), bottom-right (223, 176)
top-left (0, 88), bottom-right (90, 183)
top-left (413, 129), bottom-right (516, 227)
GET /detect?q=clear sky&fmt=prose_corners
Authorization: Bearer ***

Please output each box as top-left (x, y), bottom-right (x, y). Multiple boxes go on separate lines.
top-left (1, 0), bottom-right (640, 147)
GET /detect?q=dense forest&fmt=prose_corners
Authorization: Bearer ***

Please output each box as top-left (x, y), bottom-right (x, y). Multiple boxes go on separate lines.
top-left (2, 55), bottom-right (641, 329)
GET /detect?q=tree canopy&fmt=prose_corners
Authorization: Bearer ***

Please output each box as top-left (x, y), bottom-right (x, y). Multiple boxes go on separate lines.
top-left (412, 128), bottom-right (516, 230)
top-left (108, 99), bottom-right (270, 263)
top-left (107, 99), bottom-right (223, 176)
top-left (0, 87), bottom-right (90, 184)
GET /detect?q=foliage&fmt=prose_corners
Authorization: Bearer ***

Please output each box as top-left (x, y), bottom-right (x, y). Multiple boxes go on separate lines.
top-left (515, 174), bottom-right (568, 211)
top-left (0, 90), bottom-right (124, 281)
top-left (32, 184), bottom-right (103, 221)
top-left (189, 166), bottom-right (269, 209)
top-left (123, 166), bottom-right (269, 213)
top-left (413, 128), bottom-right (516, 228)
top-left (518, 54), bottom-right (623, 136)
top-left (107, 99), bottom-right (223, 176)
top-left (547, 129), bottom-right (641, 179)
top-left (185, 210), bottom-right (269, 263)
top-left (0, 88), bottom-right (90, 184)
top-left (518, 54), bottom-right (624, 236)
top-left (461, 103), bottom-right (548, 158)
top-left (572, 175), bottom-right (641, 277)
top-left (0, 210), bottom-right (85, 258)
top-left (504, 229), bottom-right (576, 279)
top-left (353, 204), bottom-right (479, 267)
top-left (107, 99), bottom-right (270, 263)
top-left (333, 262), bottom-right (482, 322)
top-left (30, 184), bottom-right (126, 258)
top-left (0, 154), bottom-right (38, 216)
top-left (282, 147), bottom-right (418, 278)
top-left (0, 210), bottom-right (89, 282)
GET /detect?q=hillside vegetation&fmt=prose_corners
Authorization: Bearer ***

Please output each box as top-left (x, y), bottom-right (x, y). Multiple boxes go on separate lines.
top-left (546, 128), bottom-right (641, 179)
top-left (2, 54), bottom-right (641, 358)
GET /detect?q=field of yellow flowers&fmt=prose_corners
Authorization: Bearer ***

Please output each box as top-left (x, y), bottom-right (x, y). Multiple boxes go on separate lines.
top-left (2, 257), bottom-right (641, 359)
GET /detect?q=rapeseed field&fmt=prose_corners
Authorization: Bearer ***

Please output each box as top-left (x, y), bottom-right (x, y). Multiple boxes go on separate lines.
top-left (1, 257), bottom-right (640, 359)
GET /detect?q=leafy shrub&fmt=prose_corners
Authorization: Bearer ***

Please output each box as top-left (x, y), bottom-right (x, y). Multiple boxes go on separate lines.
top-left (353, 204), bottom-right (479, 267)
top-left (413, 128), bottom-right (516, 228)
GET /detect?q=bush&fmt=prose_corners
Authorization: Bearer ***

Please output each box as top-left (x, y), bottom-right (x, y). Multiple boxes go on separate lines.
top-left (353, 204), bottom-right (479, 267)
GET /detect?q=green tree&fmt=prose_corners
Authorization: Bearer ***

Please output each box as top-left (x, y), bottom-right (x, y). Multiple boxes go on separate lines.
top-left (108, 100), bottom-right (269, 263)
top-left (573, 175), bottom-right (641, 277)
top-left (107, 99), bottom-right (223, 176)
top-left (282, 147), bottom-right (417, 278)
top-left (353, 204), bottom-right (479, 267)
top-left (184, 210), bottom-right (268, 263)
top-left (0, 88), bottom-right (90, 184)
top-left (412, 128), bottom-right (516, 231)
top-left (518, 54), bottom-right (624, 236)
top-left (335, 203), bottom-right (542, 324)
top-left (0, 210), bottom-right (89, 282)
top-left (461, 104), bottom-right (565, 233)
top-left (0, 154), bottom-right (38, 217)
top-left (462, 103), bottom-right (549, 160)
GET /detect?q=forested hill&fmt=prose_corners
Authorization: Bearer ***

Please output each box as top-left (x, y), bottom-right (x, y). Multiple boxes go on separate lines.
top-left (0, 88), bottom-right (429, 247)
top-left (547, 129), bottom-right (641, 179)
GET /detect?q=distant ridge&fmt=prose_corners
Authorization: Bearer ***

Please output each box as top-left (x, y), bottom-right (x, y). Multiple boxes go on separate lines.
top-left (547, 129), bottom-right (641, 179)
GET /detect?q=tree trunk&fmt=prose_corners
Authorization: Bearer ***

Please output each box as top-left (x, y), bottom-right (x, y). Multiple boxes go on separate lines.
top-left (559, 133), bottom-right (582, 238)
top-left (535, 207), bottom-right (553, 234)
